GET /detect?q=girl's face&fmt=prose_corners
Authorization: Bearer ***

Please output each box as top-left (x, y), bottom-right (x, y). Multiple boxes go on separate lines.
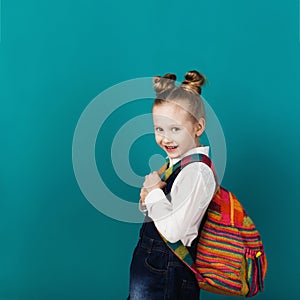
top-left (152, 102), bottom-right (205, 159)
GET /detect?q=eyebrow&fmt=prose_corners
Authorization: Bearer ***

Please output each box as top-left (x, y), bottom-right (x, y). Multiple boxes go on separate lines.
top-left (153, 124), bottom-right (184, 127)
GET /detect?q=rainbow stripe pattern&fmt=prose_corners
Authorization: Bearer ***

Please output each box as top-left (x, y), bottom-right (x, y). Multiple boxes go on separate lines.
top-left (158, 154), bottom-right (267, 297)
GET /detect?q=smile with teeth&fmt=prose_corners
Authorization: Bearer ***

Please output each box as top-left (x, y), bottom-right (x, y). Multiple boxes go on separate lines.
top-left (165, 145), bottom-right (178, 151)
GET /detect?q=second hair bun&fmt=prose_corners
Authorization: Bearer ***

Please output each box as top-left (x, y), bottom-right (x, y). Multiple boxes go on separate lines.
top-left (181, 70), bottom-right (206, 95)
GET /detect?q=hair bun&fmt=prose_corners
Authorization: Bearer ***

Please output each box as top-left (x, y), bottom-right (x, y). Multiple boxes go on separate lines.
top-left (153, 73), bottom-right (176, 96)
top-left (181, 70), bottom-right (206, 94)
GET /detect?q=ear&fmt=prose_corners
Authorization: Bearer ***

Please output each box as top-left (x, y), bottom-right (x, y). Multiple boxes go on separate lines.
top-left (195, 118), bottom-right (206, 137)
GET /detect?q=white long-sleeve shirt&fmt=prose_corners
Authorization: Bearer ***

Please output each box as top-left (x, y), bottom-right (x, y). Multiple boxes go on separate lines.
top-left (144, 146), bottom-right (216, 246)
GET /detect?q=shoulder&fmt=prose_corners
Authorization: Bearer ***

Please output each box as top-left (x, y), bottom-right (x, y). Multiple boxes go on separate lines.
top-left (171, 161), bottom-right (216, 197)
top-left (182, 161), bottom-right (214, 176)
top-left (176, 161), bottom-right (216, 185)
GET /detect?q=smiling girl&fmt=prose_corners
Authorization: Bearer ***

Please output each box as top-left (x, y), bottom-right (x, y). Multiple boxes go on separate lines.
top-left (127, 71), bottom-right (216, 300)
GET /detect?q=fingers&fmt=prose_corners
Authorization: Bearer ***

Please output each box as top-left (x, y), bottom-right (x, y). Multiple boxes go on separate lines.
top-left (144, 172), bottom-right (158, 181)
top-left (141, 171), bottom-right (167, 196)
top-left (143, 172), bottom-right (161, 189)
top-left (160, 181), bottom-right (167, 188)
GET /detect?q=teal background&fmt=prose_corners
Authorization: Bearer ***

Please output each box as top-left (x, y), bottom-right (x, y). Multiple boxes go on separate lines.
top-left (1, 0), bottom-right (299, 299)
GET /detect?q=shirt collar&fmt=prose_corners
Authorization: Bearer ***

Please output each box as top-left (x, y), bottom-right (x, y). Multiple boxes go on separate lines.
top-left (168, 146), bottom-right (210, 167)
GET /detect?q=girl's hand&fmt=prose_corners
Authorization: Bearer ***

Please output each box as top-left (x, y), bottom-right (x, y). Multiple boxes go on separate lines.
top-left (143, 171), bottom-right (167, 193)
top-left (140, 172), bottom-right (166, 211)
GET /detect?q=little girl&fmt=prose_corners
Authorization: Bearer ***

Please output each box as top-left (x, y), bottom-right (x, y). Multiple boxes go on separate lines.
top-left (127, 71), bottom-right (216, 300)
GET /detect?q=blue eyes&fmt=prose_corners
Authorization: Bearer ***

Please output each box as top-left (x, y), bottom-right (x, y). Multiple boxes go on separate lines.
top-left (155, 127), bottom-right (180, 132)
top-left (172, 127), bottom-right (180, 132)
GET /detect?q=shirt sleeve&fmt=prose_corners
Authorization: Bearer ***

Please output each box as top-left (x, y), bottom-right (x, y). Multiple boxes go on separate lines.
top-left (144, 162), bottom-right (216, 245)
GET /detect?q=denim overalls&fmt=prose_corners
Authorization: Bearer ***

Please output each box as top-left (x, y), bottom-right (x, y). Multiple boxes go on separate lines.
top-left (127, 167), bottom-right (201, 300)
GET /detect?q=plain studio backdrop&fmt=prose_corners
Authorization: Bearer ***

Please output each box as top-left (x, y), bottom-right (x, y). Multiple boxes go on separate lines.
top-left (0, 0), bottom-right (299, 299)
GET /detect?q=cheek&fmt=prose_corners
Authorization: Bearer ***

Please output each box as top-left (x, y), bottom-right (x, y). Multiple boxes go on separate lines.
top-left (154, 133), bottom-right (162, 144)
top-left (179, 131), bottom-right (195, 144)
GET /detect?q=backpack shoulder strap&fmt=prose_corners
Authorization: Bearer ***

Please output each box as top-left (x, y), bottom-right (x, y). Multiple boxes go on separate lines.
top-left (157, 153), bottom-right (218, 270)
top-left (159, 153), bottom-right (218, 186)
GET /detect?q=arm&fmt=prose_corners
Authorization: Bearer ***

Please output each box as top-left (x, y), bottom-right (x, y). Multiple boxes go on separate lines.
top-left (144, 163), bottom-right (216, 244)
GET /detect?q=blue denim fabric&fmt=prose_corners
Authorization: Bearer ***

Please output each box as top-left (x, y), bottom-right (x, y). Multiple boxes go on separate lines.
top-left (127, 222), bottom-right (200, 300)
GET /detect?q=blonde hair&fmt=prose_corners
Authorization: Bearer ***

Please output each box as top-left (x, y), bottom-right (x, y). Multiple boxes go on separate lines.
top-left (153, 70), bottom-right (207, 122)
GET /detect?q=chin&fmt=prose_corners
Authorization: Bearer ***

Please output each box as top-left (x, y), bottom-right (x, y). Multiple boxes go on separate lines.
top-left (168, 152), bottom-right (181, 159)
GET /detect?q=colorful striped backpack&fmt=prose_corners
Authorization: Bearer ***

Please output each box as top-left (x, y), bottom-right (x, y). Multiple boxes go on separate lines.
top-left (158, 153), bottom-right (267, 297)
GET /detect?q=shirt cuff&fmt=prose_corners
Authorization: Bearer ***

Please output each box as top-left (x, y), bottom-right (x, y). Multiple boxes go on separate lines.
top-left (139, 202), bottom-right (148, 215)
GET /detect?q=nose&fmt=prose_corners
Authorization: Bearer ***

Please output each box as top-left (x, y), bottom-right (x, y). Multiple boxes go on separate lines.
top-left (162, 134), bottom-right (172, 143)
